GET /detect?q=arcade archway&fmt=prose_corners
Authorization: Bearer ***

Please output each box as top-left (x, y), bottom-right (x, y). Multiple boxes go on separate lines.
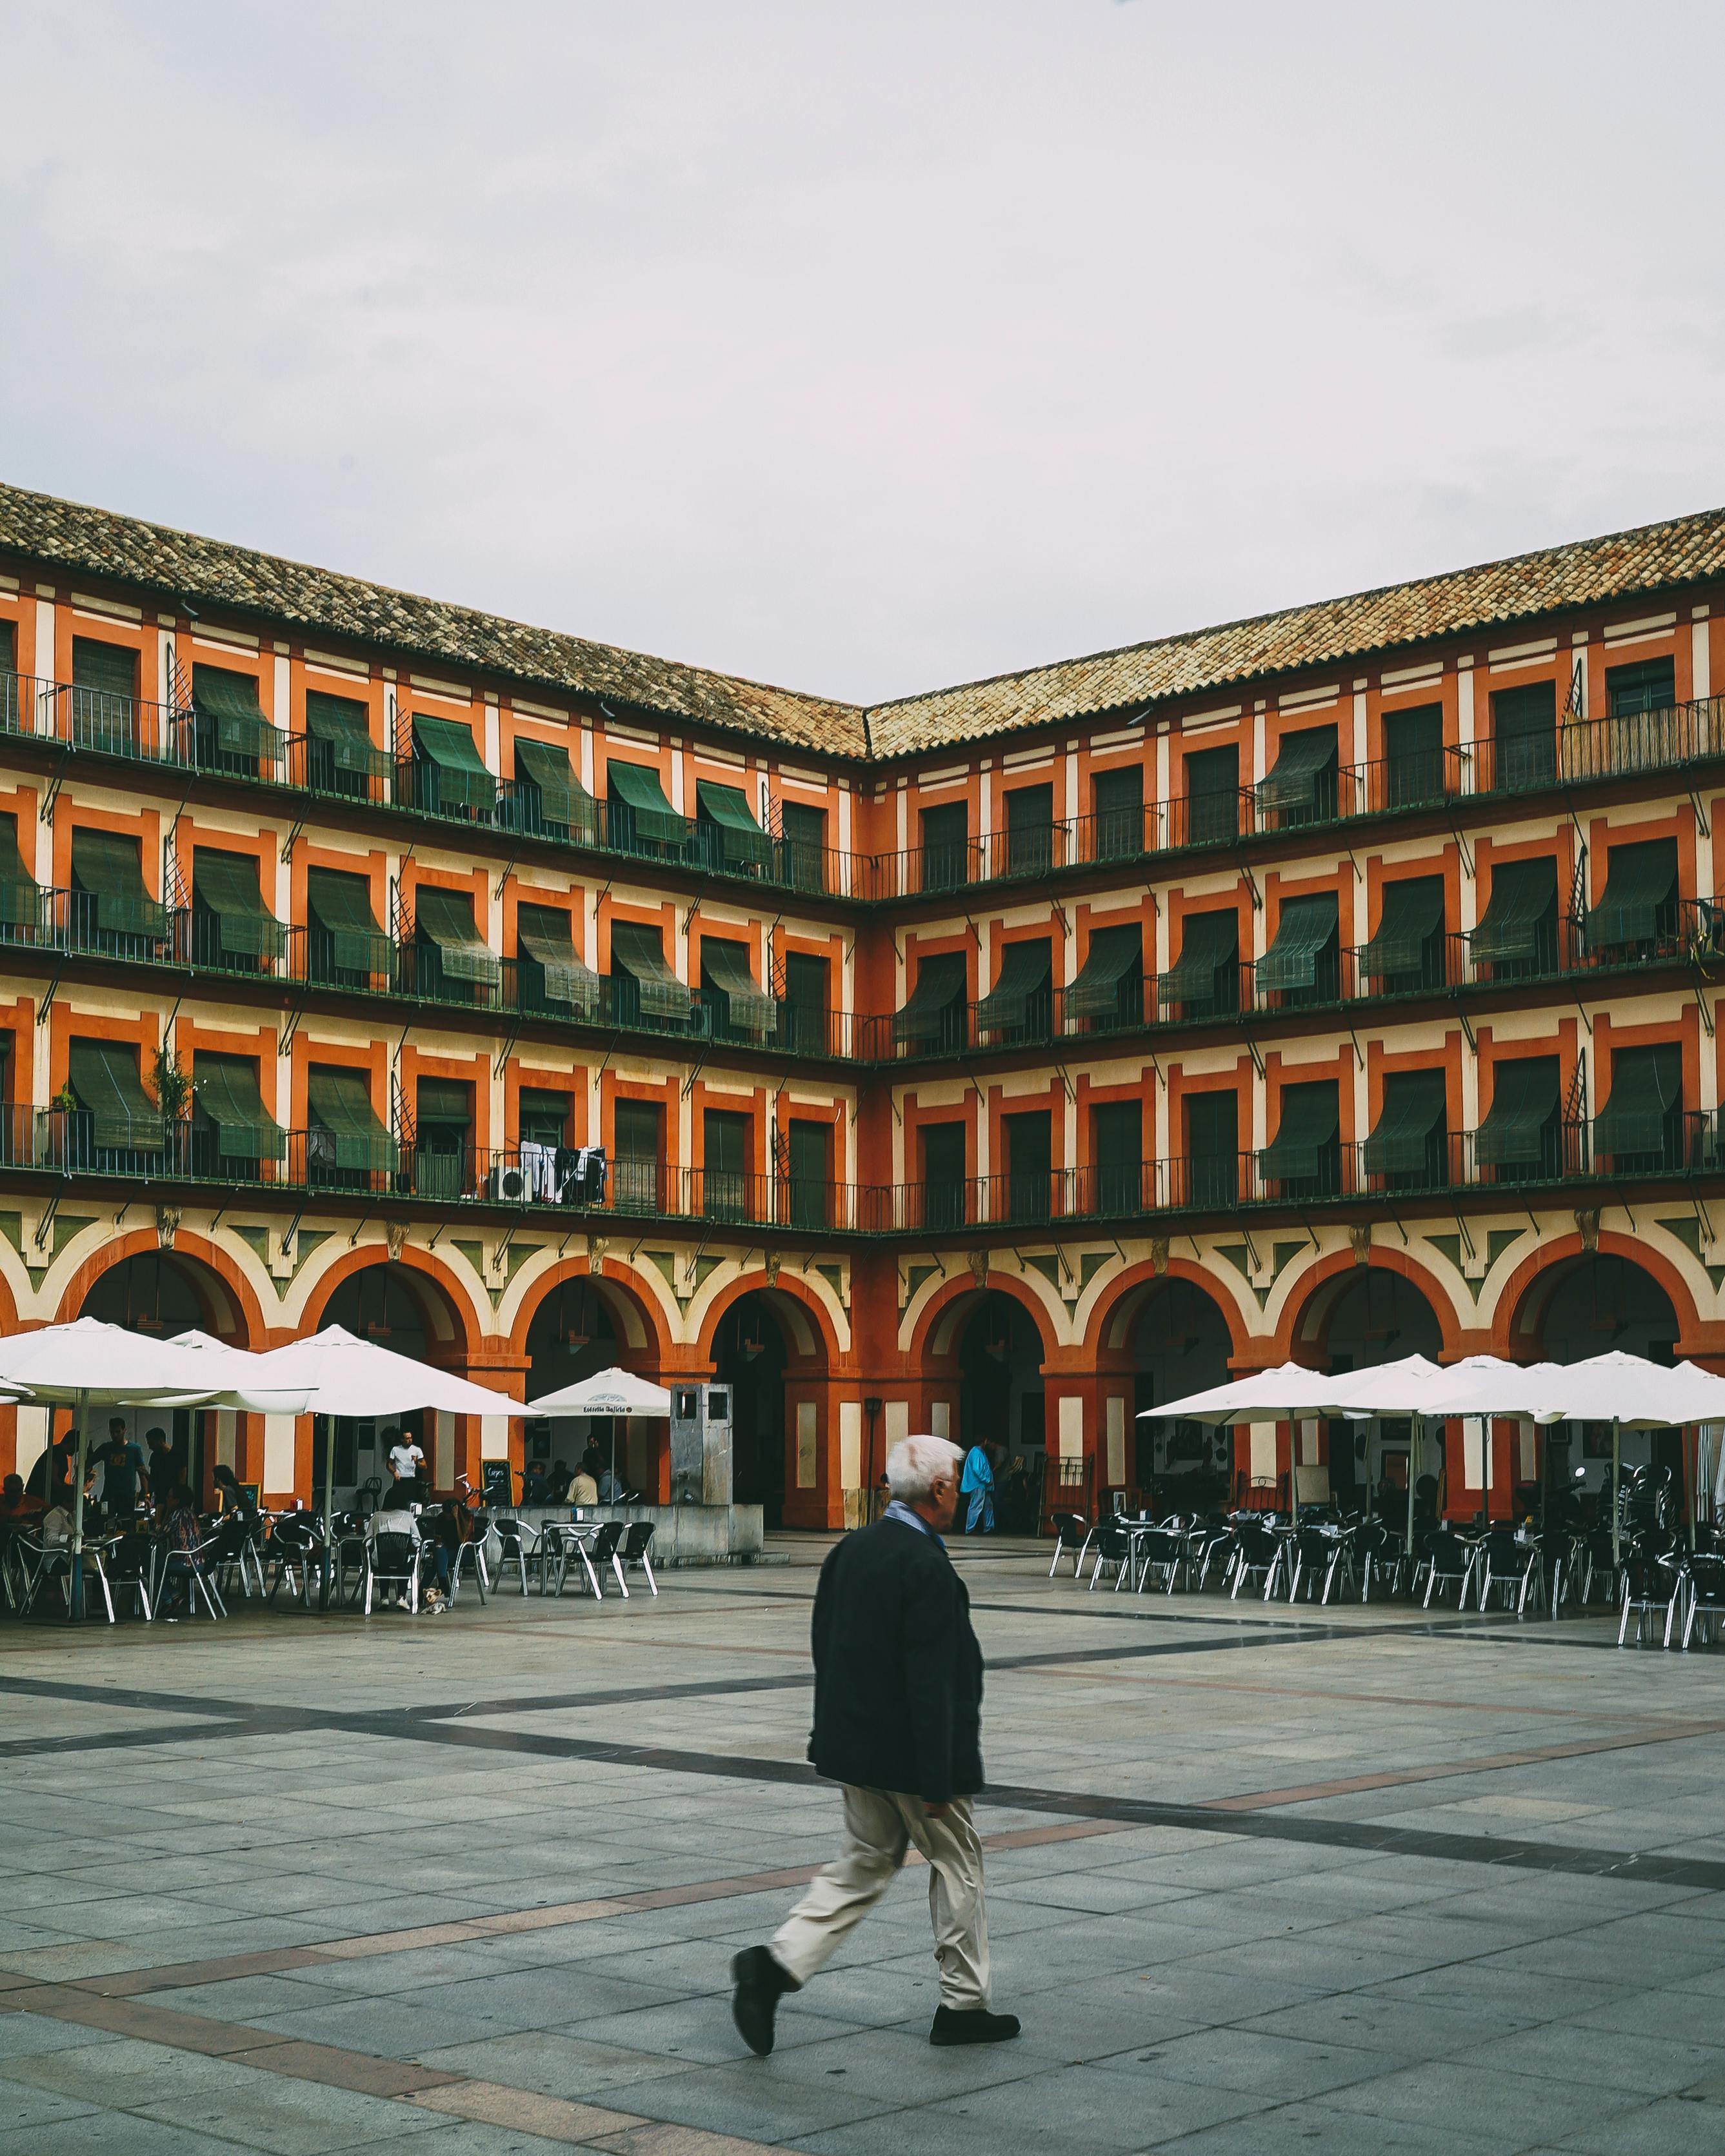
top-left (1522, 1252), bottom-right (1684, 1500)
top-left (1308, 1266), bottom-right (1446, 1509)
top-left (713, 1291), bottom-right (791, 1525)
top-left (1111, 1278), bottom-right (1234, 1504)
top-left (312, 1260), bottom-right (472, 1501)
top-left (953, 1290), bottom-right (1048, 1457)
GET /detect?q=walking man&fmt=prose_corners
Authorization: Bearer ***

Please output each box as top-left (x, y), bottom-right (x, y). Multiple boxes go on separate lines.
top-left (731, 1433), bottom-right (1019, 2054)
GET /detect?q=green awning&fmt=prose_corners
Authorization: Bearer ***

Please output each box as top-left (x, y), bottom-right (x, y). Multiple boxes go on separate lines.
top-left (307, 1067), bottom-right (397, 1172)
top-left (1476, 1055), bottom-right (1561, 1166)
top-left (416, 1078), bottom-right (472, 1128)
top-left (976, 939), bottom-right (1052, 1031)
top-left (68, 1039), bottom-right (162, 1152)
top-left (1471, 857), bottom-right (1557, 963)
top-left (413, 714), bottom-right (496, 815)
top-left (193, 851), bottom-right (285, 961)
top-left (415, 886), bottom-right (501, 988)
top-left (701, 937), bottom-right (777, 1038)
top-left (1594, 1043), bottom-right (1682, 1159)
top-left (305, 690), bottom-right (389, 777)
top-left (1257, 726), bottom-right (1337, 812)
top-left (1159, 910), bottom-right (1239, 1007)
top-left (1257, 893), bottom-right (1339, 992)
top-left (0, 815), bottom-right (39, 933)
top-left (193, 665), bottom-right (283, 763)
top-left (894, 950), bottom-right (967, 1043)
top-left (697, 781), bottom-right (773, 873)
top-left (514, 737), bottom-right (601, 845)
top-left (194, 1055), bottom-right (286, 1161)
top-left (517, 903), bottom-right (602, 1017)
top-left (1359, 877), bottom-right (1445, 982)
top-left (1064, 923), bottom-right (1142, 1018)
top-left (70, 830), bottom-right (166, 941)
top-left (1258, 1080), bottom-right (1340, 1182)
top-left (1586, 839), bottom-right (1678, 949)
top-left (610, 918), bottom-right (693, 1019)
top-left (306, 868), bottom-right (390, 977)
top-left (1363, 1069), bottom-right (1448, 1177)
top-left (607, 761), bottom-right (687, 847)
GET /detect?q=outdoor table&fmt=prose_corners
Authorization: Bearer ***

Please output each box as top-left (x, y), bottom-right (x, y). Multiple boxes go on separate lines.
top-left (540, 1518), bottom-right (603, 1598)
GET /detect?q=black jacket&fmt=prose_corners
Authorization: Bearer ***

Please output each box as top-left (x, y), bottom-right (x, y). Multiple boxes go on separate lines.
top-left (807, 1514), bottom-right (984, 1804)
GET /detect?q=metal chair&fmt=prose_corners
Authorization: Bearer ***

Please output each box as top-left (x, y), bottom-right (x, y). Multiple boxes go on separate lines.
top-left (155, 1534), bottom-right (228, 1622)
top-left (365, 1519), bottom-right (430, 1615)
top-left (1047, 1511), bottom-right (1093, 1579)
top-left (613, 1520), bottom-right (658, 1596)
top-left (538, 1521), bottom-right (602, 1599)
top-left (1619, 1550), bottom-right (1682, 1648)
top-left (448, 1528), bottom-right (490, 1604)
top-left (1130, 1526), bottom-right (1184, 1595)
top-left (1478, 1530), bottom-right (1544, 1617)
top-left (1229, 1519), bottom-right (1283, 1600)
top-left (1287, 1523), bottom-right (1350, 1605)
top-left (1086, 1519), bottom-right (1132, 1592)
top-left (1417, 1530), bottom-right (1479, 1609)
top-left (267, 1513), bottom-right (323, 1606)
top-left (588, 1519), bottom-right (626, 1595)
top-left (490, 1515), bottom-right (546, 1595)
top-left (1682, 1550), bottom-right (1725, 1650)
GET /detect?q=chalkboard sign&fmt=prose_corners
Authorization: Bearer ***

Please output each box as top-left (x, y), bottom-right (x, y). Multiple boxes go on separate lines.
top-left (480, 1460), bottom-right (514, 1506)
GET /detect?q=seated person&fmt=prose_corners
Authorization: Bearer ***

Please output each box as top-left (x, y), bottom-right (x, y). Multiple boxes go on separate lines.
top-left (211, 1464), bottom-right (258, 1522)
top-left (157, 1484), bottom-right (205, 1617)
top-left (0, 1472), bottom-right (43, 1523)
top-left (597, 1465), bottom-right (626, 1503)
top-left (570, 1464), bottom-right (599, 1506)
top-left (544, 1459), bottom-right (573, 1503)
top-left (521, 1459), bottom-right (550, 1505)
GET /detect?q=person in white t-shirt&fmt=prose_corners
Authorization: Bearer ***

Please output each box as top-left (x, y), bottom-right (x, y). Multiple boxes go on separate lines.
top-left (386, 1432), bottom-right (426, 1486)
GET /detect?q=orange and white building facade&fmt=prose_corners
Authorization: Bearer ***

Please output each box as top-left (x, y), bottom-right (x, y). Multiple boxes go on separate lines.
top-left (0, 482), bottom-right (1722, 1523)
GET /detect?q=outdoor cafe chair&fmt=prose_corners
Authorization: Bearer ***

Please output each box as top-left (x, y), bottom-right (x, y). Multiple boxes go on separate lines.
top-left (612, 1520), bottom-right (659, 1597)
top-left (490, 1515), bottom-right (544, 1596)
top-left (1417, 1530), bottom-right (1479, 1609)
top-left (1130, 1526), bottom-right (1184, 1595)
top-left (105, 1530), bottom-right (155, 1621)
top-left (1186, 1519), bottom-right (1235, 1591)
top-left (1229, 1519), bottom-right (1283, 1601)
top-left (1048, 1511), bottom-right (1093, 1579)
top-left (538, 1519), bottom-right (603, 1599)
top-left (266, 1513), bottom-right (323, 1608)
top-left (153, 1533), bottom-right (228, 1622)
top-left (364, 1518), bottom-right (430, 1615)
top-left (1680, 1550), bottom-right (1725, 1650)
top-left (586, 1519), bottom-right (628, 1595)
top-left (1286, 1522), bottom-right (1350, 1605)
top-left (1478, 1530), bottom-right (1544, 1618)
top-left (1087, 1519), bottom-right (1132, 1592)
top-left (1619, 1548), bottom-right (1682, 1648)
top-left (448, 1529), bottom-right (489, 1605)
top-left (330, 1514), bottom-right (374, 1606)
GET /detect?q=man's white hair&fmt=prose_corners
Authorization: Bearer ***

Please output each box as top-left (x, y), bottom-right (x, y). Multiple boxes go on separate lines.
top-left (885, 1433), bottom-right (962, 1502)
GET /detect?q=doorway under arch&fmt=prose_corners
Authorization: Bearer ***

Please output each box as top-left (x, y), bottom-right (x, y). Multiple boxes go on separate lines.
top-left (1117, 1279), bottom-right (1234, 1504)
top-left (954, 1291), bottom-right (1047, 1459)
top-left (314, 1261), bottom-right (470, 1502)
top-left (712, 1291), bottom-right (790, 1525)
top-left (1533, 1253), bottom-right (1680, 1366)
top-left (1309, 1266), bottom-right (1446, 1511)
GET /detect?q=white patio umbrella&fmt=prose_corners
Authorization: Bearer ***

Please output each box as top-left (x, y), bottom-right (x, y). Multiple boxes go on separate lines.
top-left (526, 1364), bottom-right (672, 1501)
top-left (1138, 1362), bottom-right (1350, 1519)
top-left (242, 1324), bottom-right (529, 1599)
top-left (0, 1318), bottom-right (312, 1618)
top-left (1529, 1353), bottom-right (1725, 1564)
top-left (1306, 1354), bottom-right (1448, 1553)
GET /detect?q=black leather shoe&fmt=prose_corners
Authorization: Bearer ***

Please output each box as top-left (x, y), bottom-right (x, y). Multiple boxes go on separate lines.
top-left (732, 1946), bottom-right (795, 2055)
top-left (930, 2005), bottom-right (1021, 2046)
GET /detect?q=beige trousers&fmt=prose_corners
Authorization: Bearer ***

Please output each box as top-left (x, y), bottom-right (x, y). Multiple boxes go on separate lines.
top-left (770, 1784), bottom-right (990, 2010)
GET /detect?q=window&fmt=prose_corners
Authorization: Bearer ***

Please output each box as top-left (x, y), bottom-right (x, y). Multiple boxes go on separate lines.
top-left (306, 868), bottom-right (388, 989)
top-left (304, 690), bottom-right (386, 801)
top-left (919, 801), bottom-right (970, 892)
top-left (1594, 1043), bottom-right (1684, 1173)
top-left (785, 1119), bottom-right (829, 1229)
top-left (0, 812), bottom-right (40, 944)
top-left (1259, 1079), bottom-right (1341, 1199)
top-left (1003, 784), bottom-right (1055, 877)
top-left (1382, 703), bottom-right (1444, 808)
top-left (1362, 1069), bottom-right (1448, 1192)
top-left (511, 737), bottom-right (599, 844)
top-left (1064, 924), bottom-right (1142, 1032)
top-left (1185, 1090), bottom-right (1238, 1208)
top-left (613, 1099), bottom-right (663, 1212)
top-left (517, 1088), bottom-right (570, 1149)
top-left (412, 886), bottom-right (499, 1004)
top-left (1004, 1110), bottom-right (1052, 1224)
top-left (1091, 1100), bottom-right (1143, 1216)
top-left (515, 904), bottom-right (602, 1019)
top-left (1257, 892), bottom-right (1340, 1006)
top-left (192, 1053), bottom-right (286, 1179)
top-left (893, 950), bottom-right (968, 1054)
top-left (1359, 876), bottom-right (1446, 994)
top-left (409, 714), bottom-right (495, 821)
top-left (1091, 764), bottom-right (1144, 861)
top-left (1257, 726), bottom-right (1338, 827)
top-left (975, 939), bottom-right (1052, 1045)
top-left (782, 952), bottom-right (830, 1054)
top-left (700, 939), bottom-right (776, 1041)
top-left (608, 919), bottom-right (693, 1027)
top-left (70, 829), bottom-right (165, 954)
top-left (306, 1066), bottom-right (397, 1186)
top-left (1471, 856), bottom-right (1560, 977)
top-left (414, 1078), bottom-right (473, 1200)
top-left (703, 1108), bottom-right (750, 1220)
top-left (66, 1037), bottom-right (162, 1170)
top-left (192, 849), bottom-right (284, 973)
top-left (0, 619), bottom-right (15, 732)
top-left (1475, 1055), bottom-right (1562, 1184)
top-left (1606, 656), bottom-right (1677, 719)
top-left (695, 782), bottom-right (773, 876)
top-left (192, 664), bottom-right (282, 776)
top-left (921, 1121), bottom-right (967, 1230)
top-left (1160, 910), bottom-right (1239, 1019)
top-left (605, 761), bottom-right (686, 853)
top-left (1491, 681), bottom-right (1557, 791)
top-left (780, 801), bottom-right (827, 892)
top-left (1182, 743), bottom-right (1240, 846)
top-left (71, 638), bottom-right (137, 754)
top-left (1585, 838), bottom-right (1679, 955)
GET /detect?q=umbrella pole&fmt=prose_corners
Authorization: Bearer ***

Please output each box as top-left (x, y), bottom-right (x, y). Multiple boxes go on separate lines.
top-left (1407, 1416), bottom-right (1419, 1595)
top-left (1611, 1419), bottom-right (1621, 1571)
top-left (66, 1388), bottom-right (92, 1624)
top-left (319, 1419), bottom-right (334, 1612)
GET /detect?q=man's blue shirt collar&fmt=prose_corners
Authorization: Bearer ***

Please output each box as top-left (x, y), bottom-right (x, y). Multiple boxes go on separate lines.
top-left (883, 1497), bottom-right (944, 1546)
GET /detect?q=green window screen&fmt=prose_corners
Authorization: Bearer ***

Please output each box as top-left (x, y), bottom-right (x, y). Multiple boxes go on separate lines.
top-left (1092, 764), bottom-right (1144, 859)
top-left (1187, 1089), bottom-right (1238, 1158)
top-left (1586, 838), bottom-right (1678, 948)
top-left (193, 850), bottom-right (285, 961)
top-left (194, 1053), bottom-right (286, 1161)
top-left (1093, 1099), bottom-right (1143, 1212)
top-left (1257, 726), bottom-right (1337, 812)
top-left (1161, 909), bottom-right (1239, 1004)
top-left (606, 761), bottom-right (686, 846)
top-left (1004, 784), bottom-right (1054, 873)
top-left (306, 1066), bottom-right (397, 1172)
top-left (68, 1037), bottom-right (162, 1152)
top-left (0, 813), bottom-right (39, 933)
top-left (975, 939), bottom-right (1052, 1030)
top-left (518, 1088), bottom-right (570, 1146)
top-left (415, 886), bottom-right (500, 988)
top-left (1359, 876), bottom-right (1445, 981)
top-left (921, 1121), bottom-right (966, 1183)
top-left (416, 1077), bottom-right (472, 1128)
top-left (1362, 1068), bottom-right (1448, 1178)
top-left (306, 868), bottom-right (389, 977)
top-left (613, 1099), bottom-right (661, 1157)
top-left (193, 665), bottom-right (282, 761)
top-left (1258, 1079), bottom-right (1340, 1182)
top-left (1606, 657), bottom-right (1677, 719)
top-left (703, 1107), bottom-right (748, 1180)
top-left (1383, 703), bottom-right (1444, 805)
top-left (1594, 1043), bottom-right (1682, 1160)
top-left (305, 691), bottom-right (388, 776)
top-left (515, 736), bottom-right (600, 844)
top-left (1491, 681), bottom-right (1557, 790)
top-left (0, 622), bottom-right (13, 672)
top-left (893, 950), bottom-right (968, 1044)
top-left (701, 938), bottom-right (777, 1038)
top-left (780, 802), bottom-right (827, 888)
top-left (1471, 856), bottom-right (1558, 962)
top-left (517, 903), bottom-right (601, 1017)
top-left (609, 918), bottom-right (693, 1019)
top-left (1257, 892), bottom-right (1339, 992)
top-left (70, 830), bottom-right (165, 940)
top-left (413, 714), bottom-right (496, 815)
top-left (1065, 923), bottom-right (1142, 1017)
top-left (695, 781), bottom-right (773, 873)
top-left (1475, 1056), bottom-right (1561, 1166)
top-left (72, 638), bottom-right (137, 699)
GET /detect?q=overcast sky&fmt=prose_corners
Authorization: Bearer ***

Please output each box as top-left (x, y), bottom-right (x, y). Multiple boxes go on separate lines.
top-left (2, 1), bottom-right (1721, 706)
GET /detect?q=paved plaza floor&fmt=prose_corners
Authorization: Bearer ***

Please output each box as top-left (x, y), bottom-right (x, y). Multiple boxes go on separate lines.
top-left (3, 1535), bottom-right (1725, 2153)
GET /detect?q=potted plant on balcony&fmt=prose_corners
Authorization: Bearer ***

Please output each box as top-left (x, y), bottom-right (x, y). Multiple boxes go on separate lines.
top-left (152, 1046), bottom-right (192, 1170)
